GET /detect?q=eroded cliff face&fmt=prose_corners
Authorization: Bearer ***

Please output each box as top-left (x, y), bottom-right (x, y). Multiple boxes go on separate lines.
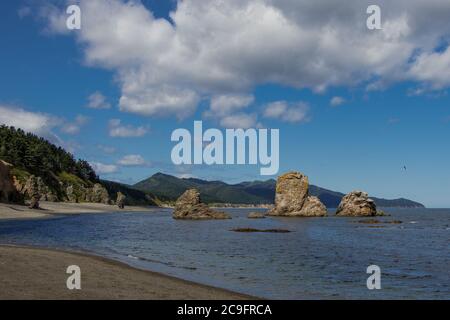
top-left (14, 175), bottom-right (58, 202)
top-left (0, 160), bottom-right (23, 204)
top-left (268, 171), bottom-right (327, 217)
top-left (1, 162), bottom-right (110, 205)
top-left (65, 183), bottom-right (110, 204)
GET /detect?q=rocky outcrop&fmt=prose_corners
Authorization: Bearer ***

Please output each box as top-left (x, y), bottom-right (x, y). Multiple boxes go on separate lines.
top-left (300, 196), bottom-right (328, 216)
top-left (26, 175), bottom-right (41, 209)
top-left (15, 175), bottom-right (58, 202)
top-left (248, 212), bottom-right (266, 219)
top-left (173, 189), bottom-right (231, 220)
top-left (65, 183), bottom-right (110, 204)
top-left (9, 166), bottom-right (110, 205)
top-left (0, 160), bottom-right (23, 204)
top-left (86, 183), bottom-right (110, 204)
top-left (268, 172), bottom-right (327, 217)
top-left (335, 191), bottom-right (377, 217)
top-left (65, 185), bottom-right (77, 203)
top-left (116, 192), bottom-right (126, 209)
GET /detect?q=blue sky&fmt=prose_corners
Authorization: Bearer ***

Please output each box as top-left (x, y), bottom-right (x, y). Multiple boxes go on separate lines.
top-left (1, 0), bottom-right (450, 207)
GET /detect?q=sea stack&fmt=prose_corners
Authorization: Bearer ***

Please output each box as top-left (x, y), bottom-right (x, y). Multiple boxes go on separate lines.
top-left (268, 171), bottom-right (327, 217)
top-left (335, 191), bottom-right (377, 217)
top-left (173, 189), bottom-right (231, 220)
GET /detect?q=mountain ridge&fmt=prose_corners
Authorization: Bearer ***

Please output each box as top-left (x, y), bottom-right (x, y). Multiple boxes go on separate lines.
top-left (134, 172), bottom-right (425, 208)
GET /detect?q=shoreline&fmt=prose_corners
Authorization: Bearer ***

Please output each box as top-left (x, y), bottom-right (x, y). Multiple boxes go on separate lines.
top-left (0, 244), bottom-right (256, 300)
top-left (0, 201), bottom-right (159, 220)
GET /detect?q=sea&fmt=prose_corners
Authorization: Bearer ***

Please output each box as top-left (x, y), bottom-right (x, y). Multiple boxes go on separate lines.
top-left (0, 208), bottom-right (448, 299)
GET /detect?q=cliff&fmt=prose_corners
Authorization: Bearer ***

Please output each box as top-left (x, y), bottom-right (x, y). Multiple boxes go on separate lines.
top-left (0, 126), bottom-right (109, 205)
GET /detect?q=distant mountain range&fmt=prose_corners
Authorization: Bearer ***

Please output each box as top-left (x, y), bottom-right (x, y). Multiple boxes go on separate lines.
top-left (0, 125), bottom-right (423, 209)
top-left (132, 172), bottom-right (425, 208)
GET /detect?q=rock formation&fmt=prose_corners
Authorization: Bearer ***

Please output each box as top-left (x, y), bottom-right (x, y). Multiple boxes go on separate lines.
top-left (86, 183), bottom-right (110, 204)
top-left (268, 171), bottom-right (327, 217)
top-left (335, 191), bottom-right (377, 217)
top-left (66, 183), bottom-right (110, 204)
top-left (26, 175), bottom-right (41, 209)
top-left (10, 170), bottom-right (110, 205)
top-left (116, 192), bottom-right (126, 209)
top-left (247, 212), bottom-right (266, 219)
top-left (173, 189), bottom-right (231, 220)
top-left (65, 185), bottom-right (77, 203)
top-left (300, 196), bottom-right (328, 216)
top-left (0, 160), bottom-right (23, 204)
top-left (16, 176), bottom-right (58, 202)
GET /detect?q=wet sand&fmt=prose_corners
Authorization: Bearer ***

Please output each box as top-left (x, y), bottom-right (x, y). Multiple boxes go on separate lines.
top-left (0, 245), bottom-right (253, 300)
top-left (0, 201), bottom-right (157, 220)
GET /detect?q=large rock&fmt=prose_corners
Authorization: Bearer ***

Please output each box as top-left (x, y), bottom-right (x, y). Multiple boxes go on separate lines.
top-left (116, 192), bottom-right (126, 209)
top-left (335, 191), bottom-right (377, 217)
top-left (268, 171), bottom-right (327, 217)
top-left (300, 196), bottom-right (328, 216)
top-left (14, 174), bottom-right (58, 202)
top-left (0, 160), bottom-right (23, 204)
top-left (86, 183), bottom-right (110, 204)
top-left (65, 185), bottom-right (78, 203)
top-left (26, 175), bottom-right (41, 209)
top-left (173, 189), bottom-right (231, 220)
top-left (66, 182), bottom-right (110, 204)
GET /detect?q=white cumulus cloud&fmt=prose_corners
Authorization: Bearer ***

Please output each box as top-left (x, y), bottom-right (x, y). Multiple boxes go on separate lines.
top-left (219, 112), bottom-right (258, 129)
top-left (90, 162), bottom-right (119, 174)
top-left (108, 119), bottom-right (148, 137)
top-left (36, 0), bottom-right (450, 117)
top-left (87, 91), bottom-right (111, 109)
top-left (61, 115), bottom-right (89, 135)
top-left (204, 93), bottom-right (256, 127)
top-left (0, 105), bottom-right (61, 142)
top-left (330, 96), bottom-right (346, 107)
top-left (117, 154), bottom-right (148, 166)
top-left (263, 101), bottom-right (310, 123)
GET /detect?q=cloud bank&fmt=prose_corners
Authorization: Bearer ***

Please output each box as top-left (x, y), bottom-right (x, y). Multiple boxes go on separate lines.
top-left (39, 0), bottom-right (450, 121)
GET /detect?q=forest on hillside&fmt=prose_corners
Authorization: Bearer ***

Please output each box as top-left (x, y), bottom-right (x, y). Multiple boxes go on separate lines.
top-left (0, 125), bottom-right (98, 184)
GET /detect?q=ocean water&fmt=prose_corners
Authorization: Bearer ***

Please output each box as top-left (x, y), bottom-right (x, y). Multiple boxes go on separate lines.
top-left (0, 208), bottom-right (448, 299)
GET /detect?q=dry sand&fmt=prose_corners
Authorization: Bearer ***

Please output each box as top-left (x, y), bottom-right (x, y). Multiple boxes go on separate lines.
top-left (0, 245), bottom-right (253, 300)
top-left (0, 201), bottom-right (157, 220)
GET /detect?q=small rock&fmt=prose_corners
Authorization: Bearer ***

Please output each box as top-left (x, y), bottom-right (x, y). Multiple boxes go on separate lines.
top-left (231, 228), bottom-right (291, 233)
top-left (355, 219), bottom-right (402, 224)
top-left (355, 219), bottom-right (381, 224)
top-left (247, 212), bottom-right (266, 219)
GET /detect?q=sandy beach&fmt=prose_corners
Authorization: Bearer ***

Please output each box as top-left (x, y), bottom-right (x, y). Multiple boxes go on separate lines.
top-left (0, 245), bottom-right (253, 300)
top-left (0, 201), bottom-right (157, 220)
